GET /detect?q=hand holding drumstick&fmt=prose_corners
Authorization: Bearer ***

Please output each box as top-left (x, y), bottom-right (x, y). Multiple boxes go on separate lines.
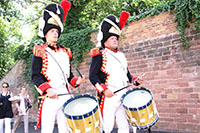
top-left (133, 73), bottom-right (145, 85)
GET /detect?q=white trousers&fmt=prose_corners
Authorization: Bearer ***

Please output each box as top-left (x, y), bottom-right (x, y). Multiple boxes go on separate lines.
top-left (0, 118), bottom-right (12, 133)
top-left (41, 96), bottom-right (70, 133)
top-left (102, 96), bottom-right (129, 133)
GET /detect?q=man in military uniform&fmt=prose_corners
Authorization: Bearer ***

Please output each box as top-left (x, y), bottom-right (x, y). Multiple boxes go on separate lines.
top-left (31, 1), bottom-right (85, 132)
top-left (89, 12), bottom-right (144, 133)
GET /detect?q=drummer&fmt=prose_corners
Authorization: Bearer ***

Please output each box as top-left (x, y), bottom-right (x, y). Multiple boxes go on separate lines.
top-left (31, 1), bottom-right (85, 133)
top-left (89, 12), bottom-right (144, 133)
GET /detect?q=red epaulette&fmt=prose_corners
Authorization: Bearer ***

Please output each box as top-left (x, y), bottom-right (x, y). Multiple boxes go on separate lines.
top-left (64, 48), bottom-right (72, 58)
top-left (90, 48), bottom-right (101, 57)
top-left (32, 44), bottom-right (47, 58)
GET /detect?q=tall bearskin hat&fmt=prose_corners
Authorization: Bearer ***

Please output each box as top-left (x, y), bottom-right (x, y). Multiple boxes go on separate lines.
top-left (38, 0), bottom-right (71, 42)
top-left (96, 11), bottom-right (130, 48)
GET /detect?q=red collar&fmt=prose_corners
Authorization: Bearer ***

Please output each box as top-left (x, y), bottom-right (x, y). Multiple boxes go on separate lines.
top-left (46, 42), bottom-right (58, 52)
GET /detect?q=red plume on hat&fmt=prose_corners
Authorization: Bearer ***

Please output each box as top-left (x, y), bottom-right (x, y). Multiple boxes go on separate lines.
top-left (119, 11), bottom-right (130, 30)
top-left (60, 0), bottom-right (71, 24)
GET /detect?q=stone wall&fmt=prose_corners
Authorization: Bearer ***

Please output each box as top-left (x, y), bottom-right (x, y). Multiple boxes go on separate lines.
top-left (1, 11), bottom-right (199, 132)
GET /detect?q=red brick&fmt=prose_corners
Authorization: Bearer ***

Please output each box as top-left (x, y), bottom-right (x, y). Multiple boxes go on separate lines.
top-left (182, 87), bottom-right (194, 93)
top-left (176, 108), bottom-right (188, 114)
top-left (190, 93), bottom-right (199, 98)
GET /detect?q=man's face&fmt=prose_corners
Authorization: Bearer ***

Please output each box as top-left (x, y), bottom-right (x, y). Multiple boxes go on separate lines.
top-left (45, 28), bottom-right (59, 43)
top-left (104, 36), bottom-right (118, 50)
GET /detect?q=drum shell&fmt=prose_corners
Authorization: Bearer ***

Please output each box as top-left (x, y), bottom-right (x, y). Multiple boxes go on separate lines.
top-left (62, 94), bottom-right (102, 133)
top-left (121, 87), bottom-right (158, 129)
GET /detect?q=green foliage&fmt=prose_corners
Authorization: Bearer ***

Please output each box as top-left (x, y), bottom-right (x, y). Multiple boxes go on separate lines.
top-left (64, 4), bottom-right (89, 30)
top-left (0, 0), bottom-right (21, 20)
top-left (174, 0), bottom-right (200, 48)
top-left (129, 0), bottom-right (200, 49)
top-left (79, 0), bottom-right (169, 29)
top-left (58, 28), bottom-right (94, 66)
top-left (79, 0), bottom-right (121, 28)
top-left (0, 15), bottom-right (22, 79)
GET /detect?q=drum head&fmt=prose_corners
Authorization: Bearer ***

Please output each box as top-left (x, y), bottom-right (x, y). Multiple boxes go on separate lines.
top-left (63, 94), bottom-right (98, 118)
top-left (122, 87), bottom-right (152, 109)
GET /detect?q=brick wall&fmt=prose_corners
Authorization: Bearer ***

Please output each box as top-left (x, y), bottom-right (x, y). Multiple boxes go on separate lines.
top-left (78, 12), bottom-right (200, 132)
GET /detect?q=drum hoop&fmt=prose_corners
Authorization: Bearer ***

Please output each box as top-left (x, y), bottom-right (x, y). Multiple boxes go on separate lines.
top-left (62, 94), bottom-right (98, 120)
top-left (132, 114), bottom-right (159, 130)
top-left (121, 87), bottom-right (153, 111)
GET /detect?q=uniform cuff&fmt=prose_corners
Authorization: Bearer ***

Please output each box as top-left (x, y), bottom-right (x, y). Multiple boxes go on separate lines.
top-left (70, 77), bottom-right (78, 88)
top-left (95, 83), bottom-right (108, 95)
top-left (38, 83), bottom-right (51, 94)
top-left (132, 76), bottom-right (140, 86)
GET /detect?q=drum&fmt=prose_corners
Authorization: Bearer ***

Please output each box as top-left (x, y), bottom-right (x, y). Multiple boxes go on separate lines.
top-left (62, 94), bottom-right (102, 133)
top-left (121, 87), bottom-right (158, 129)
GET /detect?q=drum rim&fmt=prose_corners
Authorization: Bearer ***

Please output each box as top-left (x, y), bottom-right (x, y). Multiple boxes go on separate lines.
top-left (62, 94), bottom-right (99, 120)
top-left (130, 114), bottom-right (159, 130)
top-left (121, 87), bottom-right (153, 111)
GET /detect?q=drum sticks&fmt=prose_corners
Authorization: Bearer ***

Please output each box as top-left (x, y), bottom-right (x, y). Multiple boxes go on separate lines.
top-left (76, 67), bottom-right (83, 78)
top-left (114, 84), bottom-right (132, 94)
top-left (114, 73), bottom-right (145, 94)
